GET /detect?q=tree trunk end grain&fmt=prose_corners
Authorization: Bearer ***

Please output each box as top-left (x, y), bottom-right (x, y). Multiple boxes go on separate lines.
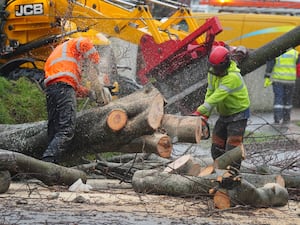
top-left (106, 109), bottom-right (128, 131)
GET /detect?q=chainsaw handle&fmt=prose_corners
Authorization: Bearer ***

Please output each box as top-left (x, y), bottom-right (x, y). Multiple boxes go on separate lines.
top-left (201, 117), bottom-right (210, 140)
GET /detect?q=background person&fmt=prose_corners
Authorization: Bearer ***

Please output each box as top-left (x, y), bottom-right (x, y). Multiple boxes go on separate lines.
top-left (264, 48), bottom-right (300, 124)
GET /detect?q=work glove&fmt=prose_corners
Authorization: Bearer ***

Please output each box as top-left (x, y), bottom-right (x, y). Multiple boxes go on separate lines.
top-left (190, 111), bottom-right (209, 121)
top-left (264, 77), bottom-right (272, 88)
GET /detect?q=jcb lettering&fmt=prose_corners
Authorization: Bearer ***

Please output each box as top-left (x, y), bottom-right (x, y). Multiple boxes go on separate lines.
top-left (15, 3), bottom-right (44, 16)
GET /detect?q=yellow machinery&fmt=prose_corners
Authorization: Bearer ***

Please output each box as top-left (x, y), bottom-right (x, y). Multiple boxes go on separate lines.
top-left (1, 0), bottom-right (300, 113)
top-left (192, 12), bottom-right (300, 50)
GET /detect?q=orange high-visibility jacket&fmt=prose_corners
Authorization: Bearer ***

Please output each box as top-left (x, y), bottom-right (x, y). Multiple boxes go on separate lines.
top-left (44, 37), bottom-right (100, 94)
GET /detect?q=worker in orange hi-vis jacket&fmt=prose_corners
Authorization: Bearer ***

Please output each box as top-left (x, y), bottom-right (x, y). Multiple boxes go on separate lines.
top-left (42, 37), bottom-right (111, 164)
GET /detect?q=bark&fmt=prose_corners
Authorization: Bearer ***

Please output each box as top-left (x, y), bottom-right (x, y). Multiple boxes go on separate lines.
top-left (119, 132), bottom-right (173, 158)
top-left (132, 169), bottom-right (289, 208)
top-left (163, 154), bottom-right (201, 176)
top-left (214, 181), bottom-right (289, 209)
top-left (0, 149), bottom-right (87, 187)
top-left (240, 26), bottom-right (300, 76)
top-left (241, 162), bottom-right (300, 188)
top-left (0, 84), bottom-right (166, 161)
top-left (213, 144), bottom-right (246, 169)
top-left (160, 114), bottom-right (202, 143)
top-left (0, 171), bottom-right (11, 194)
top-left (132, 169), bottom-right (217, 196)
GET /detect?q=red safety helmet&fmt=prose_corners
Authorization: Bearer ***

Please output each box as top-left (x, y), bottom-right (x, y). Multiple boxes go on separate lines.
top-left (208, 46), bottom-right (230, 76)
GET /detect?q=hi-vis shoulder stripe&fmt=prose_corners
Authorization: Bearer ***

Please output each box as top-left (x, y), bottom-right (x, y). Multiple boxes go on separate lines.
top-left (44, 71), bottom-right (79, 86)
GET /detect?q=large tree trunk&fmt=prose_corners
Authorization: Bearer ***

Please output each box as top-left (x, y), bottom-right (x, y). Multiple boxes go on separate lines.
top-left (0, 84), bottom-right (166, 161)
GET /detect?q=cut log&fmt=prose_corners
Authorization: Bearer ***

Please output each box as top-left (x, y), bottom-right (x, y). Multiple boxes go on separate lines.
top-left (0, 84), bottom-right (166, 161)
top-left (0, 149), bottom-right (87, 187)
top-left (213, 144), bottom-right (245, 169)
top-left (213, 189), bottom-right (231, 209)
top-left (214, 180), bottom-right (289, 209)
top-left (0, 171), bottom-right (11, 194)
top-left (198, 165), bottom-right (215, 177)
top-left (161, 114), bottom-right (202, 143)
top-left (241, 173), bottom-right (285, 188)
top-left (163, 154), bottom-right (201, 176)
top-left (106, 108), bottom-right (128, 131)
top-left (132, 169), bottom-right (217, 196)
top-left (132, 168), bottom-right (289, 208)
top-left (119, 132), bottom-right (172, 158)
top-left (241, 162), bottom-right (300, 188)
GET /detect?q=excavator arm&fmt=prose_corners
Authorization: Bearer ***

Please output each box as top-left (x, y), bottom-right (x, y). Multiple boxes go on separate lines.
top-left (0, 0), bottom-right (223, 114)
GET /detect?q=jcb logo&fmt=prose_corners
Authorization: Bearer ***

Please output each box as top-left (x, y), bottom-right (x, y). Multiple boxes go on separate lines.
top-left (15, 3), bottom-right (44, 16)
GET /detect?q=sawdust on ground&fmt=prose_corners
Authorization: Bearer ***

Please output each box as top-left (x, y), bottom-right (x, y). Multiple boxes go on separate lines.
top-left (0, 179), bottom-right (299, 225)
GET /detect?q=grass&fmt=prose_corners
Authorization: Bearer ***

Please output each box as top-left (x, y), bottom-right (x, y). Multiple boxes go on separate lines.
top-left (0, 77), bottom-right (47, 124)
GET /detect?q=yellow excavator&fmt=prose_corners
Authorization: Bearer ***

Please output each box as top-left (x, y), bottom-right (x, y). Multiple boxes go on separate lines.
top-left (0, 0), bottom-right (223, 113)
top-left (0, 0), bottom-right (299, 113)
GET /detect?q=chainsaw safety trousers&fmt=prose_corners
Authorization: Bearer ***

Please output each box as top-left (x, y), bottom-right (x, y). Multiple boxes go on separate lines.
top-left (211, 111), bottom-right (249, 170)
top-left (42, 37), bottom-right (100, 163)
top-left (43, 82), bottom-right (76, 163)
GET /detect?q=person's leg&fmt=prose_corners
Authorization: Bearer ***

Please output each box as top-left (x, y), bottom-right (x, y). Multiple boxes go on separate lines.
top-left (225, 119), bottom-right (248, 169)
top-left (282, 83), bottom-right (295, 123)
top-left (211, 118), bottom-right (227, 160)
top-left (272, 82), bottom-right (284, 123)
top-left (43, 85), bottom-right (76, 163)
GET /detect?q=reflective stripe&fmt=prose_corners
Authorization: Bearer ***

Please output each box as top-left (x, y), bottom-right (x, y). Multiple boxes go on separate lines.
top-left (44, 71), bottom-right (79, 86)
top-left (219, 82), bottom-right (244, 93)
top-left (76, 37), bottom-right (84, 52)
top-left (76, 37), bottom-right (97, 58)
top-left (272, 49), bottom-right (297, 81)
top-left (219, 72), bottom-right (244, 94)
top-left (203, 102), bottom-right (213, 112)
top-left (84, 47), bottom-right (98, 58)
top-left (50, 41), bottom-right (77, 66)
top-left (283, 105), bottom-right (293, 109)
top-left (273, 104), bottom-right (284, 109)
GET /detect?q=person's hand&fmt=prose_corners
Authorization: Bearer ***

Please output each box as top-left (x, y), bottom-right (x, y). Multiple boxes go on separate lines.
top-left (264, 77), bottom-right (272, 88)
top-left (190, 111), bottom-right (201, 116)
top-left (190, 111), bottom-right (208, 121)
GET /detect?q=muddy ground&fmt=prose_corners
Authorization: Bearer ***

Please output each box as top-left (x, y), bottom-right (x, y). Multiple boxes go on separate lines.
top-left (0, 178), bottom-right (299, 225)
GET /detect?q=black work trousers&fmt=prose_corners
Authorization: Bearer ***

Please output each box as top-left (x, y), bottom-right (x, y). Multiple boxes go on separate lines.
top-left (211, 118), bottom-right (248, 169)
top-left (43, 82), bottom-right (76, 162)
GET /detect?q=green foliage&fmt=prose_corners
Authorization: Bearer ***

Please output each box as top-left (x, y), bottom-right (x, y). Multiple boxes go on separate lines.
top-left (0, 77), bottom-right (47, 124)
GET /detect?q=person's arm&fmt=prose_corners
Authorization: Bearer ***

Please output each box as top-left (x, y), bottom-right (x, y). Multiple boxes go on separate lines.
top-left (264, 59), bottom-right (276, 88)
top-left (265, 59), bottom-right (276, 78)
